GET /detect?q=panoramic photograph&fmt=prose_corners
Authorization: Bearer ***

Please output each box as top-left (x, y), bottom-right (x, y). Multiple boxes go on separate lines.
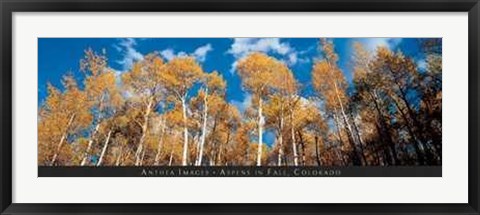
top-left (38, 38), bottom-right (442, 175)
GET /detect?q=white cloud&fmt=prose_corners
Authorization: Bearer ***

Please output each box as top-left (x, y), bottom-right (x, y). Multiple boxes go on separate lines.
top-left (159, 49), bottom-right (176, 61)
top-left (115, 40), bottom-right (213, 71)
top-left (193, 44), bottom-right (213, 62)
top-left (417, 59), bottom-right (427, 70)
top-left (231, 92), bottom-right (252, 113)
top-left (110, 68), bottom-right (123, 77)
top-left (227, 38), bottom-right (300, 74)
top-left (115, 38), bottom-right (144, 71)
top-left (288, 53), bottom-right (298, 65)
top-left (229, 38), bottom-right (291, 57)
top-left (298, 96), bottom-right (311, 107)
top-left (361, 38), bottom-right (403, 51)
top-left (159, 44), bottom-right (213, 63)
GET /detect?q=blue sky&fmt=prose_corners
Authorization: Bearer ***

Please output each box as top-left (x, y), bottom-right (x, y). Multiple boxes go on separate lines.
top-left (38, 37), bottom-right (428, 146)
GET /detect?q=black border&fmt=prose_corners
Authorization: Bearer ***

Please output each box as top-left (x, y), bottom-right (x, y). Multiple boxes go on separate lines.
top-left (37, 166), bottom-right (442, 177)
top-left (1, 0), bottom-right (479, 214)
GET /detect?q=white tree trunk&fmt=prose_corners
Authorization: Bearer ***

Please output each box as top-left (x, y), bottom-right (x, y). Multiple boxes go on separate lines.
top-left (135, 97), bottom-right (153, 166)
top-left (277, 138), bottom-right (284, 166)
top-left (196, 89), bottom-right (208, 166)
top-left (50, 113), bottom-right (76, 166)
top-left (168, 150), bottom-right (174, 166)
top-left (181, 96), bottom-right (189, 166)
top-left (96, 130), bottom-right (112, 166)
top-left (291, 111), bottom-right (299, 166)
top-left (154, 117), bottom-right (166, 165)
top-left (140, 145), bottom-right (147, 166)
top-left (277, 117), bottom-right (284, 166)
top-left (333, 82), bottom-right (360, 158)
top-left (256, 98), bottom-right (264, 166)
top-left (80, 94), bottom-right (105, 166)
top-left (115, 146), bottom-right (123, 166)
top-left (195, 134), bottom-right (200, 160)
top-left (80, 123), bottom-right (100, 166)
top-left (333, 82), bottom-right (354, 141)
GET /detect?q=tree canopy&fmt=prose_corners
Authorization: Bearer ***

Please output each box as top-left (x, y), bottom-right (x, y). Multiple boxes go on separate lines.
top-left (38, 38), bottom-right (442, 166)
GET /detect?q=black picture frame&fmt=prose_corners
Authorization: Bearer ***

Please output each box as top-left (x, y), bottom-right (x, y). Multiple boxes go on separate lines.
top-left (1, 0), bottom-right (479, 214)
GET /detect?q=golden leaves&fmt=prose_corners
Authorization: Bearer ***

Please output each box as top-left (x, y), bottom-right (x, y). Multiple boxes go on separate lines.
top-left (320, 38), bottom-right (338, 64)
top-left (80, 48), bottom-right (108, 77)
top-left (237, 52), bottom-right (294, 96)
top-left (159, 57), bottom-right (204, 95)
top-left (205, 71), bottom-right (226, 93)
top-left (122, 55), bottom-right (163, 97)
top-left (311, 61), bottom-right (347, 111)
top-left (38, 39), bottom-right (442, 166)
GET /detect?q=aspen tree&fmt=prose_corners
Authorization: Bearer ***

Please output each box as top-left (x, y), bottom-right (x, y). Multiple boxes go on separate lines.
top-left (159, 57), bottom-right (204, 166)
top-left (122, 53), bottom-right (164, 166)
top-left (237, 53), bottom-right (290, 166)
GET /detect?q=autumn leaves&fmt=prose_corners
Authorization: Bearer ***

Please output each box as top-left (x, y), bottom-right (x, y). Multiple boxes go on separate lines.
top-left (237, 52), bottom-right (300, 165)
top-left (38, 38), bottom-right (442, 167)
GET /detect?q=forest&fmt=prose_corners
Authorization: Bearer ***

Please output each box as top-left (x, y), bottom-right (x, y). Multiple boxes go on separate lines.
top-left (38, 38), bottom-right (442, 167)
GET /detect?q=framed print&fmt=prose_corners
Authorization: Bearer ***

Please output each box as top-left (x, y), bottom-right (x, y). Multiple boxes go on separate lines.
top-left (35, 36), bottom-right (443, 178)
top-left (1, 0), bottom-right (479, 214)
